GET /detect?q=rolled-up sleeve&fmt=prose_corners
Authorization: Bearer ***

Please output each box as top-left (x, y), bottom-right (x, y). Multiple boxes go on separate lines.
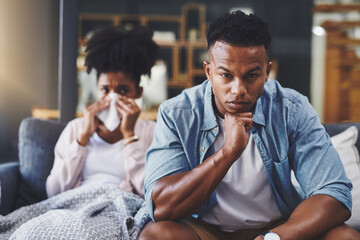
top-left (144, 106), bottom-right (192, 221)
top-left (288, 98), bottom-right (353, 212)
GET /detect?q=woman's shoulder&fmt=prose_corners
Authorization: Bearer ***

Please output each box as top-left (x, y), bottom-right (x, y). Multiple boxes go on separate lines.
top-left (136, 118), bottom-right (156, 129)
top-left (135, 118), bottom-right (156, 135)
top-left (65, 117), bottom-right (83, 129)
top-left (60, 118), bottom-right (84, 137)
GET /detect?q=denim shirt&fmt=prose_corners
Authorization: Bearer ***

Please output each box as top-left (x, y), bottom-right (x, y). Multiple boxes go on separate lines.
top-left (144, 79), bottom-right (352, 221)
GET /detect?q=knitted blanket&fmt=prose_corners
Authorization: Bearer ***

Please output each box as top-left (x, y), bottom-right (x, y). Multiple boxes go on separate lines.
top-left (0, 184), bottom-right (150, 239)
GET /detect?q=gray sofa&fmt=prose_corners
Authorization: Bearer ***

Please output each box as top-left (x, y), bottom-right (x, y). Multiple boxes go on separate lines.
top-left (0, 117), bottom-right (359, 230)
top-left (0, 117), bottom-right (66, 215)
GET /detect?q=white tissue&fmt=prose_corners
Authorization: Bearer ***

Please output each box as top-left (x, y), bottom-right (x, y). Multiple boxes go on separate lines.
top-left (96, 92), bottom-right (121, 131)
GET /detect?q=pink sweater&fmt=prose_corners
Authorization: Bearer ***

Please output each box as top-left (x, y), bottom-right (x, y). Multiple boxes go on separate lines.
top-left (46, 117), bottom-right (155, 198)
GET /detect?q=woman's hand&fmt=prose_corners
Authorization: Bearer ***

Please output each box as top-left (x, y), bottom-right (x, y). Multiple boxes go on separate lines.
top-left (115, 95), bottom-right (141, 139)
top-left (78, 97), bottom-right (111, 146)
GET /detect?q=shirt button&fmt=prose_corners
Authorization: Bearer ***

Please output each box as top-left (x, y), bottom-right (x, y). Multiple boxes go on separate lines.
top-left (201, 147), bottom-right (205, 151)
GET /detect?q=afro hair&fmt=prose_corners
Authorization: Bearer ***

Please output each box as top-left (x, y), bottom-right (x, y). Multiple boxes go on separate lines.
top-left (85, 26), bottom-right (159, 86)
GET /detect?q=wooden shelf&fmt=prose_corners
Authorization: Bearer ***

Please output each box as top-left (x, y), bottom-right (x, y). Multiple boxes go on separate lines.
top-left (32, 107), bottom-right (158, 121)
top-left (78, 3), bottom-right (208, 95)
top-left (192, 68), bottom-right (206, 76)
top-left (322, 17), bottom-right (360, 123)
top-left (313, 4), bottom-right (360, 12)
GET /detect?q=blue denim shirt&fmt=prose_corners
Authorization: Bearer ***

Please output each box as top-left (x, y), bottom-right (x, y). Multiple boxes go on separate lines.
top-left (144, 79), bottom-right (352, 221)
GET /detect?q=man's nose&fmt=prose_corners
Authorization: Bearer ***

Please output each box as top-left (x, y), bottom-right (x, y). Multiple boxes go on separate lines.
top-left (230, 78), bottom-right (247, 98)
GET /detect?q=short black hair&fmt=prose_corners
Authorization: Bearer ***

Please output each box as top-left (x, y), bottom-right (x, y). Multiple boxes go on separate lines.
top-left (207, 10), bottom-right (271, 56)
top-left (85, 26), bottom-right (159, 86)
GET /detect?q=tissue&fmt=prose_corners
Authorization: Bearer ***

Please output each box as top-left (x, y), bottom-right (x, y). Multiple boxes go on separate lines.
top-left (96, 92), bottom-right (121, 131)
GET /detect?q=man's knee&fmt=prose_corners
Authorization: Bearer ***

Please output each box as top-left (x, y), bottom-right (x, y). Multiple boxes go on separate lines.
top-left (320, 224), bottom-right (360, 240)
top-left (138, 220), bottom-right (199, 240)
top-left (139, 221), bottom-right (171, 240)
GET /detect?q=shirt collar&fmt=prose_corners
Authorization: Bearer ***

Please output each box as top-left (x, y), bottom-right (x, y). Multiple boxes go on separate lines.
top-left (202, 80), bottom-right (218, 131)
top-left (252, 97), bottom-right (266, 126)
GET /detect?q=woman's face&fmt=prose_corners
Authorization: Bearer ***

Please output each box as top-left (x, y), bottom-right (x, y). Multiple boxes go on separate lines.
top-left (97, 72), bottom-right (142, 100)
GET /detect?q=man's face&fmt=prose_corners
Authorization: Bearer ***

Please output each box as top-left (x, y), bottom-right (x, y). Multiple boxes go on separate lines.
top-left (204, 41), bottom-right (272, 118)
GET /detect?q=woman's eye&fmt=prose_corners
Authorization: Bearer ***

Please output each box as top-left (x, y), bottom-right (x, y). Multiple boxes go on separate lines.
top-left (101, 88), bottom-right (109, 93)
top-left (118, 89), bottom-right (129, 95)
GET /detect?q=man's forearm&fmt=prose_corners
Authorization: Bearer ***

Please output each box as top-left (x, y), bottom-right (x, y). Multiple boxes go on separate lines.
top-left (152, 148), bottom-right (236, 221)
top-left (269, 194), bottom-right (350, 240)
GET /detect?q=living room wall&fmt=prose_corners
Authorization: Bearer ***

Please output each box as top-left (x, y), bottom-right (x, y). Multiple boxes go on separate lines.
top-left (0, 0), bottom-right (59, 163)
top-left (0, 0), bottom-right (312, 163)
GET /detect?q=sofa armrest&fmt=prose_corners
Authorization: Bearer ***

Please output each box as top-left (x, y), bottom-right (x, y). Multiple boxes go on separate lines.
top-left (0, 161), bottom-right (20, 215)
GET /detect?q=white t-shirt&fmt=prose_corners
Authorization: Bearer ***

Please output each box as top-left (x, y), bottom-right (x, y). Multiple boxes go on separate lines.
top-left (81, 132), bottom-right (126, 186)
top-left (200, 116), bottom-right (282, 232)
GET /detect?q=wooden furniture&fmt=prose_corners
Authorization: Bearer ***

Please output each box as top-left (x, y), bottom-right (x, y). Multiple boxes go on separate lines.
top-left (314, 4), bottom-right (360, 123)
top-left (32, 107), bottom-right (158, 121)
top-left (33, 4), bottom-right (208, 122)
top-left (78, 3), bottom-right (208, 89)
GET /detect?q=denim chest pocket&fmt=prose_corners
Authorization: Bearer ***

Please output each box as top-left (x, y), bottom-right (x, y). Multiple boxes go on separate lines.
top-left (273, 156), bottom-right (292, 180)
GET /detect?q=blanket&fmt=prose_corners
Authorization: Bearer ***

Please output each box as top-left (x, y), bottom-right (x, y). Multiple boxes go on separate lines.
top-left (0, 184), bottom-right (150, 239)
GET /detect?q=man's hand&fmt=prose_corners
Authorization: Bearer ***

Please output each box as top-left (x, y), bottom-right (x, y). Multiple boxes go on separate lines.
top-left (78, 97), bottom-right (110, 146)
top-left (223, 112), bottom-right (253, 160)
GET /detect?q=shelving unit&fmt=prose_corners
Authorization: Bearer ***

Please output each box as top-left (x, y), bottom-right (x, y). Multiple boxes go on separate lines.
top-left (78, 3), bottom-right (208, 90)
top-left (313, 4), bottom-right (360, 123)
top-left (32, 4), bottom-right (209, 121)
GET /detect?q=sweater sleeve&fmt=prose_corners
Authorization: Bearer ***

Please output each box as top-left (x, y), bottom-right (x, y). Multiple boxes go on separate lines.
top-left (46, 118), bottom-right (88, 197)
top-left (120, 119), bottom-right (156, 198)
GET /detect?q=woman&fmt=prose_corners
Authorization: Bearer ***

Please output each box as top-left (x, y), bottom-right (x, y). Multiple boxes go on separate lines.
top-left (0, 26), bottom-right (158, 239)
top-left (46, 26), bottom-right (158, 198)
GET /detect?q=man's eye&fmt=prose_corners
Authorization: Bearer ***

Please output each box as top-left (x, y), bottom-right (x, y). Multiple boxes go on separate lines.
top-left (247, 73), bottom-right (259, 80)
top-left (220, 73), bottom-right (231, 78)
top-left (101, 88), bottom-right (109, 93)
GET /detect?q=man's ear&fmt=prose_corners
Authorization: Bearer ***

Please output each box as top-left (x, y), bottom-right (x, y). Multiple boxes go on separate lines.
top-left (265, 61), bottom-right (272, 82)
top-left (135, 86), bottom-right (143, 99)
top-left (203, 61), bottom-right (211, 80)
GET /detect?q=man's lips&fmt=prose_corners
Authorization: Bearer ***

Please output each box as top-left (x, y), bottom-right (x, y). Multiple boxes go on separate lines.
top-left (227, 101), bottom-right (251, 109)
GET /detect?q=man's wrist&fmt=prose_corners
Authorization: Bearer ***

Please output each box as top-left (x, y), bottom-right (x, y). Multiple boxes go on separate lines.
top-left (260, 230), bottom-right (280, 240)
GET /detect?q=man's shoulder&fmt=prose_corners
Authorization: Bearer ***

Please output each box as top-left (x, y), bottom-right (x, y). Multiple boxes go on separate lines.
top-left (159, 80), bottom-right (208, 114)
top-left (263, 80), bottom-right (308, 105)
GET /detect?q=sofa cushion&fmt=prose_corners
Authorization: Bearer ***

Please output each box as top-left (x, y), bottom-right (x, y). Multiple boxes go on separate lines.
top-left (16, 117), bottom-right (66, 209)
top-left (330, 126), bottom-right (360, 230)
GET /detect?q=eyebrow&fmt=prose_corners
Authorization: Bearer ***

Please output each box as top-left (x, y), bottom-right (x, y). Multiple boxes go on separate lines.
top-left (216, 66), bottom-right (262, 73)
top-left (217, 66), bottom-right (231, 72)
top-left (99, 84), bottom-right (130, 88)
top-left (248, 66), bottom-right (262, 72)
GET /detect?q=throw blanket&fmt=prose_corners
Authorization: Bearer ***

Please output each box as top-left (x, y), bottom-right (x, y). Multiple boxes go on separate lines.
top-left (0, 184), bottom-right (150, 239)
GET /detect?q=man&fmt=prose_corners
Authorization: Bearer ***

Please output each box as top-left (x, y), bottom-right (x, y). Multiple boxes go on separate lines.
top-left (140, 11), bottom-right (360, 240)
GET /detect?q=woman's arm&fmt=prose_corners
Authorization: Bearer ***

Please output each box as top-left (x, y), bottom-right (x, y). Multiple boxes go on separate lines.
top-left (46, 119), bottom-right (88, 197)
top-left (121, 119), bottom-right (156, 198)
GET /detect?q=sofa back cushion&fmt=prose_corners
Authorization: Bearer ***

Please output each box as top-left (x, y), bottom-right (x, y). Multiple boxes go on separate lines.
top-left (16, 117), bottom-right (66, 208)
top-left (324, 123), bottom-right (360, 154)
